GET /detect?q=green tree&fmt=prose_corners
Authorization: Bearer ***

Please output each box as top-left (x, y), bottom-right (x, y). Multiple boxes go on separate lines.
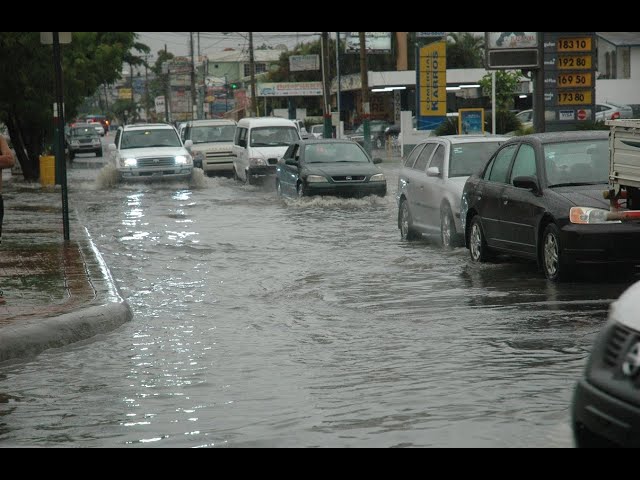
top-left (0, 32), bottom-right (148, 181)
top-left (479, 70), bottom-right (523, 133)
top-left (446, 32), bottom-right (484, 68)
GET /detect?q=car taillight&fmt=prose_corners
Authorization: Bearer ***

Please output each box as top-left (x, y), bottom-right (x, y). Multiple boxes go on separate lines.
top-left (611, 112), bottom-right (621, 120)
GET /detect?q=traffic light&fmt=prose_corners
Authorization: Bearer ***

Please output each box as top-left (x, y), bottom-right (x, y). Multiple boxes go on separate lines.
top-left (230, 82), bottom-right (238, 90)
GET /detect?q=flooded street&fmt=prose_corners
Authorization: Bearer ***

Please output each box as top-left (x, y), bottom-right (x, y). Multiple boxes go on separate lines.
top-left (0, 157), bottom-right (633, 447)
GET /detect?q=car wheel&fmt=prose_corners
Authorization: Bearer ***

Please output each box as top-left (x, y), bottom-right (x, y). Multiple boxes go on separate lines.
top-left (297, 181), bottom-right (306, 197)
top-left (542, 223), bottom-right (570, 282)
top-left (469, 215), bottom-right (491, 262)
top-left (440, 204), bottom-right (457, 249)
top-left (399, 199), bottom-right (418, 240)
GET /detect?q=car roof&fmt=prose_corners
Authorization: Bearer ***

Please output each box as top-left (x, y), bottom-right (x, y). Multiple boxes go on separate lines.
top-left (503, 130), bottom-right (609, 144)
top-left (296, 138), bottom-right (360, 145)
top-left (237, 117), bottom-right (296, 127)
top-left (186, 119), bottom-right (236, 126)
top-left (420, 134), bottom-right (510, 144)
top-left (122, 123), bottom-right (175, 131)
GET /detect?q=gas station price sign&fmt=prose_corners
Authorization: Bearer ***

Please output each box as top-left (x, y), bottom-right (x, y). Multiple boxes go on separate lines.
top-left (557, 37), bottom-right (592, 52)
top-left (557, 72), bottom-right (592, 87)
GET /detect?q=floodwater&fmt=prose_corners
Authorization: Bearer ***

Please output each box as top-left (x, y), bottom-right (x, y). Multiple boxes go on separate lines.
top-left (0, 155), bottom-right (633, 447)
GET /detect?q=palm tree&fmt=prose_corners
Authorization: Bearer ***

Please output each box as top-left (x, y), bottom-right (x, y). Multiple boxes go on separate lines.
top-left (446, 32), bottom-right (484, 68)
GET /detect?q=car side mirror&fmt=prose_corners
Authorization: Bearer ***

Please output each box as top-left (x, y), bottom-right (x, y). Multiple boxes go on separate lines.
top-left (513, 175), bottom-right (539, 193)
top-left (426, 166), bottom-right (441, 177)
top-left (108, 143), bottom-right (117, 152)
top-left (184, 139), bottom-right (193, 148)
top-left (285, 158), bottom-right (298, 166)
top-left (373, 157), bottom-right (382, 164)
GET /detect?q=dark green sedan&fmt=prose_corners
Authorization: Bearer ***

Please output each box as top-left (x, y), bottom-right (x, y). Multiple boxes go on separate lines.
top-left (275, 139), bottom-right (387, 198)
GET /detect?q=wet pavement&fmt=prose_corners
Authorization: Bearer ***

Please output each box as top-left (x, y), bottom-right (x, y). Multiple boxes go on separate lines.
top-left (0, 182), bottom-right (132, 363)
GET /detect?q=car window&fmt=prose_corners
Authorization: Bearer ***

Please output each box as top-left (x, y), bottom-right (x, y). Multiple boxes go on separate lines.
top-left (449, 141), bottom-right (505, 177)
top-left (304, 142), bottom-right (369, 163)
top-left (428, 145), bottom-right (445, 172)
top-left (114, 129), bottom-right (121, 147)
top-left (190, 125), bottom-right (236, 144)
top-left (486, 144), bottom-right (518, 183)
top-left (413, 143), bottom-right (436, 172)
top-left (403, 143), bottom-right (425, 168)
top-left (250, 126), bottom-right (298, 147)
top-left (121, 128), bottom-right (181, 149)
top-left (544, 139), bottom-right (609, 186)
top-left (509, 144), bottom-right (537, 183)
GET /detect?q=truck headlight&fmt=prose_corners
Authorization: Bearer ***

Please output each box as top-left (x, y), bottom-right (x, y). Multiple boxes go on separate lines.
top-left (249, 157), bottom-right (266, 167)
top-left (124, 158), bottom-right (137, 167)
top-left (175, 155), bottom-right (189, 165)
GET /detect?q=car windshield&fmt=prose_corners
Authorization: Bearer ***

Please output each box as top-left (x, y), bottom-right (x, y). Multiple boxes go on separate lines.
top-left (121, 129), bottom-right (181, 149)
top-left (304, 142), bottom-right (370, 163)
top-left (544, 139), bottom-right (609, 187)
top-left (449, 141), bottom-right (505, 177)
top-left (311, 125), bottom-right (323, 133)
top-left (250, 126), bottom-right (298, 147)
top-left (354, 123), bottom-right (387, 134)
top-left (71, 127), bottom-right (97, 137)
top-left (190, 125), bottom-right (236, 144)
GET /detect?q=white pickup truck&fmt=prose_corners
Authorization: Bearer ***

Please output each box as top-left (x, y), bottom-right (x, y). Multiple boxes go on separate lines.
top-left (605, 119), bottom-right (640, 218)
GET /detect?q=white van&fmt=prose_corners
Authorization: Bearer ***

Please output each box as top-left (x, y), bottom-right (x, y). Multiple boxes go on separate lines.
top-left (182, 119), bottom-right (237, 176)
top-left (232, 117), bottom-right (300, 184)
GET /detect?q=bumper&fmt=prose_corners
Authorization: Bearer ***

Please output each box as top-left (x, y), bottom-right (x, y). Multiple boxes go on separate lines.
top-left (203, 159), bottom-right (234, 173)
top-left (70, 145), bottom-right (100, 154)
top-left (247, 164), bottom-right (277, 180)
top-left (305, 182), bottom-right (387, 198)
top-left (561, 223), bottom-right (640, 264)
top-left (572, 378), bottom-right (640, 447)
top-left (118, 167), bottom-right (193, 181)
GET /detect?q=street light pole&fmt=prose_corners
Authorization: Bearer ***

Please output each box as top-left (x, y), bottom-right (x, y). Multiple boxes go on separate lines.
top-left (359, 32), bottom-right (371, 156)
top-left (52, 32), bottom-right (70, 241)
top-left (249, 32), bottom-right (258, 117)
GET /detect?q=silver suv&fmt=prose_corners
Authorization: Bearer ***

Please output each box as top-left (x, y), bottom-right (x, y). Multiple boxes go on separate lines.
top-left (108, 123), bottom-right (194, 181)
top-left (182, 119), bottom-right (236, 176)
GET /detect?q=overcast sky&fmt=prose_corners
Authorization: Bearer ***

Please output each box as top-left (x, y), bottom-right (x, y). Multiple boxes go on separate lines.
top-left (136, 32), bottom-right (322, 60)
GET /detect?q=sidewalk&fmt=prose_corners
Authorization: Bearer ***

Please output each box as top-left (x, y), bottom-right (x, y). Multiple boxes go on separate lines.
top-left (0, 182), bottom-right (132, 363)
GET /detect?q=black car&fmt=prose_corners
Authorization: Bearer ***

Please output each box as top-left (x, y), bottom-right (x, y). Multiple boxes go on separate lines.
top-left (572, 280), bottom-right (640, 447)
top-left (67, 123), bottom-right (103, 161)
top-left (275, 139), bottom-right (387, 198)
top-left (460, 130), bottom-right (640, 281)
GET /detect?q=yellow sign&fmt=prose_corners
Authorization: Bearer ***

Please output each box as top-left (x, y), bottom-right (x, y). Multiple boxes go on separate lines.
top-left (557, 37), bottom-right (592, 52)
top-left (557, 90), bottom-right (593, 106)
top-left (557, 72), bottom-right (592, 88)
top-left (557, 55), bottom-right (592, 70)
top-left (418, 40), bottom-right (446, 116)
top-left (118, 88), bottom-right (133, 100)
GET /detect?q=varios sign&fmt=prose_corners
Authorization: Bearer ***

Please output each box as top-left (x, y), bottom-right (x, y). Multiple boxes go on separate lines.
top-left (416, 40), bottom-right (446, 130)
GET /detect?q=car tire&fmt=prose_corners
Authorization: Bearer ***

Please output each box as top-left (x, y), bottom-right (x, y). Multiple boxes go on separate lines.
top-left (297, 181), bottom-right (307, 198)
top-left (399, 199), bottom-right (418, 240)
top-left (440, 204), bottom-right (459, 249)
top-left (469, 215), bottom-right (491, 262)
top-left (541, 223), bottom-right (571, 282)
top-left (96, 149), bottom-right (102, 157)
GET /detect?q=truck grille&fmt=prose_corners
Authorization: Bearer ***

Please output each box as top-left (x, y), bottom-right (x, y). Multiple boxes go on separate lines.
top-left (136, 156), bottom-right (176, 168)
top-left (331, 175), bottom-right (366, 182)
top-left (604, 324), bottom-right (633, 367)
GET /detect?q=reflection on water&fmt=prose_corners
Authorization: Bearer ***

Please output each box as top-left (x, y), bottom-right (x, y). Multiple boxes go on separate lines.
top-left (0, 162), bottom-right (632, 447)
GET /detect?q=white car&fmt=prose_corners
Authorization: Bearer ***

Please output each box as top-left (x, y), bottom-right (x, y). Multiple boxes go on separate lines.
top-left (396, 134), bottom-right (509, 248)
top-left (108, 123), bottom-right (194, 181)
top-left (595, 102), bottom-right (634, 122)
top-left (515, 109), bottom-right (533, 129)
top-left (182, 119), bottom-right (237, 176)
top-left (231, 117), bottom-right (300, 185)
top-left (309, 124), bottom-right (324, 139)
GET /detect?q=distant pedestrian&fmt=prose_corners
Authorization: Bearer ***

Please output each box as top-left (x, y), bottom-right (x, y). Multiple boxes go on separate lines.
top-left (0, 134), bottom-right (16, 304)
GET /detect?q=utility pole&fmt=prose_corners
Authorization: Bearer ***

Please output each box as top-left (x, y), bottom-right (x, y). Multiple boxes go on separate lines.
top-left (533, 31), bottom-right (545, 133)
top-left (52, 32), bottom-right (70, 241)
top-left (321, 32), bottom-right (332, 138)
top-left (190, 32), bottom-right (197, 120)
top-left (336, 32), bottom-right (341, 138)
top-left (144, 55), bottom-right (150, 121)
top-left (359, 32), bottom-right (371, 155)
top-left (163, 44), bottom-right (170, 124)
top-left (248, 32), bottom-right (258, 117)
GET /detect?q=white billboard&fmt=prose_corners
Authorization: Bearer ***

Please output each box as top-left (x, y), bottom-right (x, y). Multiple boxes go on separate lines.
top-left (345, 32), bottom-right (391, 53)
top-left (289, 55), bottom-right (320, 72)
